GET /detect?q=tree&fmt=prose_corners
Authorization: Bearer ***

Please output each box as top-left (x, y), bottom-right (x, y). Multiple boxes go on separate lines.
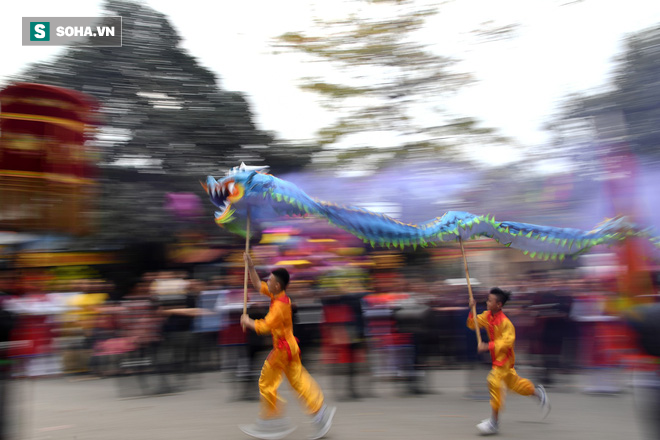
top-left (11, 0), bottom-right (318, 244)
top-left (550, 24), bottom-right (660, 165)
top-left (274, 0), bottom-right (514, 168)
top-left (16, 0), bottom-right (287, 175)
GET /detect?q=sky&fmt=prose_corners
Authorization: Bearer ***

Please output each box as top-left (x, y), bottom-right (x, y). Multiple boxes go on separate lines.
top-left (3, 0), bottom-right (660, 167)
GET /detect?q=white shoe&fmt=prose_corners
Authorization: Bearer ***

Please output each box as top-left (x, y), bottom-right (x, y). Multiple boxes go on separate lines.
top-left (239, 418), bottom-right (297, 440)
top-left (476, 418), bottom-right (498, 435)
top-left (536, 384), bottom-right (551, 419)
top-left (309, 405), bottom-right (336, 440)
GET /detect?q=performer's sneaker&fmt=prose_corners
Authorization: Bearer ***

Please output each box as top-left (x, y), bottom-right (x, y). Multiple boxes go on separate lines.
top-left (239, 417), bottom-right (297, 440)
top-left (476, 417), bottom-right (498, 435)
top-left (309, 405), bottom-right (336, 440)
top-left (536, 384), bottom-right (551, 419)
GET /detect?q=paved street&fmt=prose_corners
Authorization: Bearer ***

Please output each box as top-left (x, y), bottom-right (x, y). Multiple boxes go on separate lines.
top-left (5, 366), bottom-right (649, 440)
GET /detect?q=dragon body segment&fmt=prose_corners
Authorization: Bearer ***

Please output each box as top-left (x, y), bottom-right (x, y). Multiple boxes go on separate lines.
top-left (205, 168), bottom-right (659, 259)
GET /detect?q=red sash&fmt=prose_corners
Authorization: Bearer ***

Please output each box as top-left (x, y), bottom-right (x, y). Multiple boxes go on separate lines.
top-left (270, 295), bottom-right (298, 361)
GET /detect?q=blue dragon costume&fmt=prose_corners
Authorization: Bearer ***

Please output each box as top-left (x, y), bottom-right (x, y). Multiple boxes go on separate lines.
top-left (204, 164), bottom-right (660, 260)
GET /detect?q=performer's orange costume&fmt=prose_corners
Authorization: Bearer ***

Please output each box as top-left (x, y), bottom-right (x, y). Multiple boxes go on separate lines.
top-left (254, 282), bottom-right (324, 418)
top-left (467, 309), bottom-right (535, 411)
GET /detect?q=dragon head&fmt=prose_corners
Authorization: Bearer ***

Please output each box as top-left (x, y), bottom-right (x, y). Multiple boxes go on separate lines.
top-left (204, 163), bottom-right (269, 226)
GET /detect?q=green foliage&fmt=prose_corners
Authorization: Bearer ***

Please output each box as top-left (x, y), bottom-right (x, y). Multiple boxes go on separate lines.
top-left (274, 0), bottom-right (513, 167)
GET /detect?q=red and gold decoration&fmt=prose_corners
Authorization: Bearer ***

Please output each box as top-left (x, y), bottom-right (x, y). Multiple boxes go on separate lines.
top-left (0, 83), bottom-right (99, 235)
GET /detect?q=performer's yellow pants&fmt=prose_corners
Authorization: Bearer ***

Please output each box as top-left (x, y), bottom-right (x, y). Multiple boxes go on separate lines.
top-left (259, 348), bottom-right (324, 419)
top-left (487, 365), bottom-right (535, 412)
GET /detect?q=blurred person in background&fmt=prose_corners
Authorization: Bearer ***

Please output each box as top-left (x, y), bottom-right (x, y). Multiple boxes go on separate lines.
top-left (153, 272), bottom-right (197, 394)
top-left (320, 269), bottom-right (368, 400)
top-left (429, 281), bottom-right (470, 369)
top-left (468, 287), bottom-right (550, 435)
top-left (113, 288), bottom-right (162, 397)
top-left (6, 269), bottom-right (64, 377)
top-left (191, 276), bottom-right (227, 372)
top-left (569, 278), bottom-right (623, 393)
top-left (67, 279), bottom-right (109, 376)
top-left (623, 302), bottom-right (660, 440)
top-left (0, 270), bottom-right (17, 440)
top-left (87, 306), bottom-right (120, 377)
top-left (362, 271), bottom-right (408, 382)
top-left (392, 279), bottom-right (433, 395)
top-left (240, 253), bottom-right (335, 440)
top-left (530, 282), bottom-right (574, 386)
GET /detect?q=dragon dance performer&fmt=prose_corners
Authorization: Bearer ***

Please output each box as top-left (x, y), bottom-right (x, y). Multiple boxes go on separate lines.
top-left (239, 253), bottom-right (335, 440)
top-left (468, 287), bottom-right (551, 435)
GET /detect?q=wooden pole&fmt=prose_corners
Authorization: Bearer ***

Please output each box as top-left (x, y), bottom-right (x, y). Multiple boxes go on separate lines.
top-left (459, 237), bottom-right (482, 345)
